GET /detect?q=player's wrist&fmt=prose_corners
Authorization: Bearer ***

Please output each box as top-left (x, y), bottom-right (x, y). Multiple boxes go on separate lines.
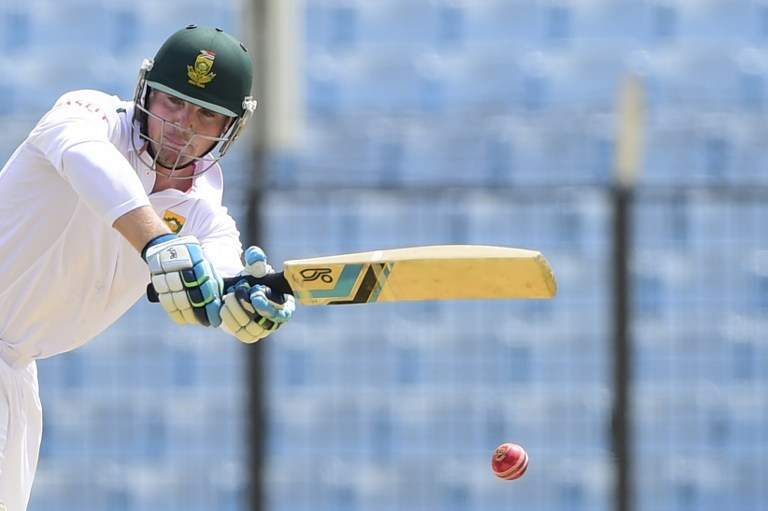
top-left (140, 233), bottom-right (177, 261)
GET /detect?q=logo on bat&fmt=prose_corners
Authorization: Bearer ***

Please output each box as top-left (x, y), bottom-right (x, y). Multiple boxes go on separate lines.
top-left (300, 268), bottom-right (334, 283)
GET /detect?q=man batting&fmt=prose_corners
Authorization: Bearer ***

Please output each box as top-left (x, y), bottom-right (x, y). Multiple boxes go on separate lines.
top-left (0, 25), bottom-right (294, 510)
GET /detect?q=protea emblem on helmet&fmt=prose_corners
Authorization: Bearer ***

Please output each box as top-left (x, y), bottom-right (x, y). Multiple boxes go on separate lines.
top-left (187, 50), bottom-right (217, 88)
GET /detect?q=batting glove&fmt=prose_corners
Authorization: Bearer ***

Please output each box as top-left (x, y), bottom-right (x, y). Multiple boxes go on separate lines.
top-left (219, 246), bottom-right (295, 343)
top-left (143, 234), bottom-right (224, 327)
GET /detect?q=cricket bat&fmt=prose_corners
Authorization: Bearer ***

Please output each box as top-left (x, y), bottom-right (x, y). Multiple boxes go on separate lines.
top-left (147, 245), bottom-right (557, 305)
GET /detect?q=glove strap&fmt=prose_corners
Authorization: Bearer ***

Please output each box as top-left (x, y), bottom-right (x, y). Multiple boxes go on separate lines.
top-left (141, 233), bottom-right (177, 262)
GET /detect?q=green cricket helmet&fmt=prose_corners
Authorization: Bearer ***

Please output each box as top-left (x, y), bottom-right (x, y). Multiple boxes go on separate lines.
top-left (132, 25), bottom-right (257, 177)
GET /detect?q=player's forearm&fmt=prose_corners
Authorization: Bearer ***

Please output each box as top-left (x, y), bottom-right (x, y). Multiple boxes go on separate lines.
top-left (113, 206), bottom-right (172, 253)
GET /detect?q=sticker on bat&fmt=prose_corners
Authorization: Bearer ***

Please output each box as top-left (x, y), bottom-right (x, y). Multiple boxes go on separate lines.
top-left (299, 268), bottom-right (334, 283)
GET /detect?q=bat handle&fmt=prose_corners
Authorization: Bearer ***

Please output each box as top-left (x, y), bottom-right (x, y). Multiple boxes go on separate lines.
top-left (146, 271), bottom-right (292, 303)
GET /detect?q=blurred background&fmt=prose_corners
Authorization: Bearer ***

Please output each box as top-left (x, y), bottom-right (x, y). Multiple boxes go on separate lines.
top-left (1, 0), bottom-right (767, 510)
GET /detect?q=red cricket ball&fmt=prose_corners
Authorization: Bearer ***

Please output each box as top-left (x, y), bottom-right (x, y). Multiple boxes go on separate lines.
top-left (491, 442), bottom-right (529, 480)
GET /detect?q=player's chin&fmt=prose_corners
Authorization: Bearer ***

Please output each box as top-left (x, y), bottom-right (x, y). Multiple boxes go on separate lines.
top-left (155, 151), bottom-right (196, 172)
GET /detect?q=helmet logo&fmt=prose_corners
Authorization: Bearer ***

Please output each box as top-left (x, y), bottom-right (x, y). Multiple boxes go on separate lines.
top-left (187, 50), bottom-right (217, 88)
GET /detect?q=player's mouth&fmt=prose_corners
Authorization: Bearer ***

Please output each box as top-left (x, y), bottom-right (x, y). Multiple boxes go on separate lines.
top-left (163, 137), bottom-right (192, 149)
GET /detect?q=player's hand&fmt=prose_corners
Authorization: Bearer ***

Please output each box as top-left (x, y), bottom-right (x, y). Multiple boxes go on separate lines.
top-left (219, 246), bottom-right (295, 343)
top-left (143, 234), bottom-right (224, 327)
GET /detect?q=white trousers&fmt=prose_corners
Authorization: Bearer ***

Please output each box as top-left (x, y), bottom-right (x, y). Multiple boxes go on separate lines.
top-left (0, 358), bottom-right (42, 511)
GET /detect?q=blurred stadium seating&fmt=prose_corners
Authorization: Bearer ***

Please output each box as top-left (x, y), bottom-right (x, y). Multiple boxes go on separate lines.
top-left (1, 1), bottom-right (767, 511)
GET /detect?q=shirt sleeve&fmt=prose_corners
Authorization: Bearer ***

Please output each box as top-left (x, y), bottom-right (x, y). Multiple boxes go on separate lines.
top-left (26, 91), bottom-right (150, 226)
top-left (27, 90), bottom-right (118, 170)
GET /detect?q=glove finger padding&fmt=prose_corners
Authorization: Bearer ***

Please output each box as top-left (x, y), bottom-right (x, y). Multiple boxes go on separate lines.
top-left (242, 245), bottom-right (273, 278)
top-left (145, 235), bottom-right (224, 327)
top-left (220, 281), bottom-right (295, 343)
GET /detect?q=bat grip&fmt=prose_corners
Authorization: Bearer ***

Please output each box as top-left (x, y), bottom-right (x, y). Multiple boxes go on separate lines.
top-left (146, 271), bottom-right (293, 303)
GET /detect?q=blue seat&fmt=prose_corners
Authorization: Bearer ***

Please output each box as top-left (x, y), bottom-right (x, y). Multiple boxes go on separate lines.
top-left (2, 9), bottom-right (31, 53)
top-left (343, 1), bottom-right (453, 48)
top-left (569, 0), bottom-right (649, 44)
top-left (641, 48), bottom-right (749, 109)
top-left (673, 0), bottom-right (757, 41)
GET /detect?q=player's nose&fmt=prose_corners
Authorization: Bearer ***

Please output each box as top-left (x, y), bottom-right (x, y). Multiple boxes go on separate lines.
top-left (172, 105), bottom-right (196, 130)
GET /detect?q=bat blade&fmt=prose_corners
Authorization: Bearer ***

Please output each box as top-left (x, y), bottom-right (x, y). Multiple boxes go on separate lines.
top-left (282, 245), bottom-right (557, 305)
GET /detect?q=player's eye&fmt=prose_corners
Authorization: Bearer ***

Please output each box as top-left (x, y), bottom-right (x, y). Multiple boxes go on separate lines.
top-left (200, 109), bottom-right (218, 119)
top-left (167, 95), bottom-right (184, 106)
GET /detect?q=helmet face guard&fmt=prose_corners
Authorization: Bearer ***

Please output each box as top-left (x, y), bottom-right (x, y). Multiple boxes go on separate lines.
top-left (131, 59), bottom-right (256, 178)
top-left (130, 25), bottom-right (257, 179)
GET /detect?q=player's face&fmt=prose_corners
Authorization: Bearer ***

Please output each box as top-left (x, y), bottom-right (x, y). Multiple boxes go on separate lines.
top-left (146, 90), bottom-right (231, 169)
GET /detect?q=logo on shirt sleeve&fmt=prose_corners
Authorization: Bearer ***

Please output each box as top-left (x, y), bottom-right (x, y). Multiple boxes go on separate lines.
top-left (163, 210), bottom-right (186, 234)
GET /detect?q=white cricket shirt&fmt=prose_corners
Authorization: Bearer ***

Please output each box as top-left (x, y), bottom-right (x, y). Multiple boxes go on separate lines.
top-left (0, 90), bottom-right (244, 362)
